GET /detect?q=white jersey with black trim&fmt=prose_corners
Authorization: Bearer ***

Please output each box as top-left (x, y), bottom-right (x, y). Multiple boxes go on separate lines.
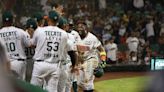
top-left (0, 26), bottom-right (31, 60)
top-left (32, 26), bottom-right (73, 63)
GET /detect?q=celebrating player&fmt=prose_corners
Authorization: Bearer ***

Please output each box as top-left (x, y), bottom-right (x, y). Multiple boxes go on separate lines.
top-left (76, 21), bottom-right (106, 92)
top-left (57, 17), bottom-right (79, 92)
top-left (30, 11), bottom-right (77, 92)
top-left (0, 11), bottom-right (31, 80)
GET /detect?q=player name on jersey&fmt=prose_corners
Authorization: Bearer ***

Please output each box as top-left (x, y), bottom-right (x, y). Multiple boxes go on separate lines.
top-left (0, 31), bottom-right (19, 41)
top-left (0, 31), bottom-right (17, 37)
top-left (44, 53), bottom-right (59, 58)
top-left (45, 31), bottom-right (62, 40)
top-left (45, 31), bottom-right (61, 36)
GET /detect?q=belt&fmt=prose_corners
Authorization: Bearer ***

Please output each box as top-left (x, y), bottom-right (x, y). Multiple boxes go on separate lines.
top-left (84, 57), bottom-right (95, 61)
top-left (35, 60), bottom-right (65, 63)
top-left (36, 60), bottom-right (44, 62)
top-left (17, 59), bottom-right (25, 61)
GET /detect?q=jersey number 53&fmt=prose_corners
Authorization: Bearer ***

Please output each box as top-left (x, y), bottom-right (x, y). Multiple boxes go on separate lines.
top-left (47, 41), bottom-right (59, 51)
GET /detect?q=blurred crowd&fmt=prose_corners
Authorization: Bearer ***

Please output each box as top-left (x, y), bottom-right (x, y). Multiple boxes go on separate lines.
top-left (0, 0), bottom-right (164, 65)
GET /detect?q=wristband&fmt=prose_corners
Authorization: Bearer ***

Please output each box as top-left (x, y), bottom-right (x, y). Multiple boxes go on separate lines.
top-left (100, 51), bottom-right (107, 61)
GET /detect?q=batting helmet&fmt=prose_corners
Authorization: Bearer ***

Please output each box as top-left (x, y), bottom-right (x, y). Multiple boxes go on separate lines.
top-left (94, 67), bottom-right (104, 78)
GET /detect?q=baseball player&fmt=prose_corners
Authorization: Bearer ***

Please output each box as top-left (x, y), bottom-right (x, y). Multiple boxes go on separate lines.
top-left (76, 21), bottom-right (106, 92)
top-left (25, 18), bottom-right (37, 81)
top-left (0, 11), bottom-right (31, 80)
top-left (67, 20), bottom-right (81, 92)
top-left (57, 17), bottom-right (79, 92)
top-left (30, 11), bottom-right (77, 92)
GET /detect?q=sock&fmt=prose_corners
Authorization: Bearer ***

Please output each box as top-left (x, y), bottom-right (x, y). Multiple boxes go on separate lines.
top-left (72, 81), bottom-right (78, 92)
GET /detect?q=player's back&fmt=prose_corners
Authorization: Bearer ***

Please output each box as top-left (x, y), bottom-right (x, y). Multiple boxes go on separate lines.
top-left (33, 26), bottom-right (68, 63)
top-left (0, 26), bottom-right (31, 60)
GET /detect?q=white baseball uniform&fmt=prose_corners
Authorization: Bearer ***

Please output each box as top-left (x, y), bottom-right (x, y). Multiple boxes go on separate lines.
top-left (77, 32), bottom-right (101, 90)
top-left (64, 30), bottom-right (81, 92)
top-left (0, 26), bottom-right (31, 80)
top-left (30, 26), bottom-right (74, 92)
top-left (58, 33), bottom-right (76, 92)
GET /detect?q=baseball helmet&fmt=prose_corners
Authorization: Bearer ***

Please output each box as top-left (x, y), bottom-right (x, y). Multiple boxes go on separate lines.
top-left (94, 67), bottom-right (104, 78)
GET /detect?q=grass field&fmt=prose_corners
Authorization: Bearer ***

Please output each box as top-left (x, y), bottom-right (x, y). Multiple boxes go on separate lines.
top-left (95, 76), bottom-right (149, 92)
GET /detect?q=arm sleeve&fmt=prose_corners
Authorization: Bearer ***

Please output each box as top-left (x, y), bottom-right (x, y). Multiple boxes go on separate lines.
top-left (66, 39), bottom-right (76, 51)
top-left (66, 33), bottom-right (77, 51)
top-left (94, 37), bottom-right (101, 48)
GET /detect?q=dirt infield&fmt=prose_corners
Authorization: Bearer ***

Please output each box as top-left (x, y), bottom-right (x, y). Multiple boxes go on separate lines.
top-left (95, 72), bottom-right (148, 82)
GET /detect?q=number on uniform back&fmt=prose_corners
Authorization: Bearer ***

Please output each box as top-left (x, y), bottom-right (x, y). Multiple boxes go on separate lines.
top-left (6, 42), bottom-right (16, 52)
top-left (47, 41), bottom-right (59, 51)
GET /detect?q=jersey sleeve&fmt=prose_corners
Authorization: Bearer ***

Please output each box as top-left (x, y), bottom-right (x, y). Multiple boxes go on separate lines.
top-left (93, 36), bottom-right (101, 48)
top-left (22, 30), bottom-right (31, 47)
top-left (74, 32), bottom-right (81, 44)
top-left (66, 39), bottom-right (76, 51)
top-left (64, 33), bottom-right (75, 52)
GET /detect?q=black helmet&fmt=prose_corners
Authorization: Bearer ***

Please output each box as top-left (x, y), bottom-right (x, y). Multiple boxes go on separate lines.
top-left (94, 67), bottom-right (104, 78)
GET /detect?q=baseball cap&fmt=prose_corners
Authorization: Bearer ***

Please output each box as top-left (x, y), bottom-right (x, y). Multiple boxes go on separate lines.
top-left (58, 17), bottom-right (68, 27)
top-left (2, 11), bottom-right (13, 22)
top-left (33, 12), bottom-right (44, 22)
top-left (48, 11), bottom-right (59, 21)
top-left (26, 18), bottom-right (37, 30)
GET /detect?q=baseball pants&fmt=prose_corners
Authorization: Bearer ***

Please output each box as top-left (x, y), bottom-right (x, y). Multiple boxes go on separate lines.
top-left (26, 59), bottom-right (34, 82)
top-left (65, 62), bottom-right (76, 92)
top-left (78, 58), bottom-right (98, 91)
top-left (10, 59), bottom-right (26, 80)
top-left (30, 61), bottom-right (60, 92)
top-left (57, 64), bottom-right (68, 92)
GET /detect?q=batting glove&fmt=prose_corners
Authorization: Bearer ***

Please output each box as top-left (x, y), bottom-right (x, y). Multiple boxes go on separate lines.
top-left (98, 61), bottom-right (106, 68)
